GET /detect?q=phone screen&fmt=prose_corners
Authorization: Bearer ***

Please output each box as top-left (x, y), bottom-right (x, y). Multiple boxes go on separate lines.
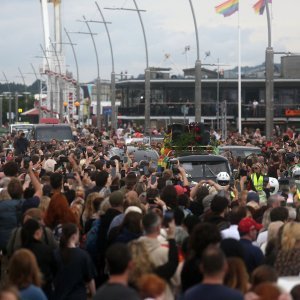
top-left (151, 175), bottom-right (157, 185)
top-left (287, 193), bottom-right (294, 204)
top-left (143, 166), bottom-right (149, 176)
top-left (163, 211), bottom-right (174, 227)
top-left (123, 156), bottom-right (128, 164)
top-left (111, 167), bottom-right (117, 178)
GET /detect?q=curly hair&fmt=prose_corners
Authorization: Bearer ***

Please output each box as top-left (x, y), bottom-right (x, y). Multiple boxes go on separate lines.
top-left (128, 240), bottom-right (155, 286)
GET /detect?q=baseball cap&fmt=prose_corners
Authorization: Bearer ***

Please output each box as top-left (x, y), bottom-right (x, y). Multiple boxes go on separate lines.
top-left (238, 217), bottom-right (262, 234)
top-left (174, 185), bottom-right (188, 196)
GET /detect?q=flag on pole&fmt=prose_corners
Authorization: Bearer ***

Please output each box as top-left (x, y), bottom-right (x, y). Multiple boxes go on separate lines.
top-left (215, 0), bottom-right (239, 17)
top-left (253, 0), bottom-right (272, 15)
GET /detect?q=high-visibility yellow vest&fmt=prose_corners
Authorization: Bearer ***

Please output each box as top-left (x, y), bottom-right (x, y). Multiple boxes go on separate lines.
top-left (251, 173), bottom-right (264, 192)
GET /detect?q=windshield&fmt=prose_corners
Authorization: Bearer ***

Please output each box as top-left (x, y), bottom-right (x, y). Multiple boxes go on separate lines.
top-left (181, 160), bottom-right (229, 179)
top-left (35, 127), bottom-right (73, 141)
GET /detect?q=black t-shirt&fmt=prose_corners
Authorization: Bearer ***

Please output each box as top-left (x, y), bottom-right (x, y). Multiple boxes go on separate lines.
top-left (184, 283), bottom-right (243, 300)
top-left (53, 247), bottom-right (96, 300)
top-left (93, 283), bottom-right (140, 300)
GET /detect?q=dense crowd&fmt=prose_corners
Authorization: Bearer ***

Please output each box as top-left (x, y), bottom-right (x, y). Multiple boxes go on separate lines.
top-left (0, 124), bottom-right (300, 300)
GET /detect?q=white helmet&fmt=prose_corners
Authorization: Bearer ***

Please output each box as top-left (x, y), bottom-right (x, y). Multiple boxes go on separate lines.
top-left (292, 167), bottom-right (300, 179)
top-left (269, 177), bottom-right (279, 195)
top-left (216, 172), bottom-right (230, 186)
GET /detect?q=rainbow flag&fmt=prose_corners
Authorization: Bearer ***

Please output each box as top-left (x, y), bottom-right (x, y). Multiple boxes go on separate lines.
top-left (253, 0), bottom-right (272, 15)
top-left (215, 0), bottom-right (239, 17)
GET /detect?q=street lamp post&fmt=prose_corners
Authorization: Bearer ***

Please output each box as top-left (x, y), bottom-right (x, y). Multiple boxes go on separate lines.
top-left (188, 0), bottom-right (202, 123)
top-left (265, 1), bottom-right (274, 140)
top-left (95, 1), bottom-right (117, 130)
top-left (105, 0), bottom-right (150, 133)
top-left (80, 16), bottom-right (102, 128)
top-left (132, 0), bottom-right (150, 134)
top-left (64, 28), bottom-right (81, 124)
top-left (75, 101), bottom-right (80, 116)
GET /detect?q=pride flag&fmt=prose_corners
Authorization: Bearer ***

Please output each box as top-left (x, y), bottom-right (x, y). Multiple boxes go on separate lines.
top-left (253, 0), bottom-right (272, 15)
top-left (215, 0), bottom-right (239, 17)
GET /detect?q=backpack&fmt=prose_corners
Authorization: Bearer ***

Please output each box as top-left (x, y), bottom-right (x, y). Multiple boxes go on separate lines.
top-left (85, 219), bottom-right (101, 258)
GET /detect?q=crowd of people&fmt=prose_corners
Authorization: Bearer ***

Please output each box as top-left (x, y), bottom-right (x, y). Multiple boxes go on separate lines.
top-left (0, 124), bottom-right (300, 300)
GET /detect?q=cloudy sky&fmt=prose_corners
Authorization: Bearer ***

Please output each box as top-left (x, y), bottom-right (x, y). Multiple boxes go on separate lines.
top-left (0, 0), bottom-right (299, 85)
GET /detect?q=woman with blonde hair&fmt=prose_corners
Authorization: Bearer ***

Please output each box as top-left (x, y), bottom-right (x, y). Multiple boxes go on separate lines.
top-left (7, 249), bottom-right (47, 299)
top-left (81, 193), bottom-right (101, 225)
top-left (38, 196), bottom-right (51, 216)
top-left (128, 239), bottom-right (154, 287)
top-left (274, 222), bottom-right (300, 276)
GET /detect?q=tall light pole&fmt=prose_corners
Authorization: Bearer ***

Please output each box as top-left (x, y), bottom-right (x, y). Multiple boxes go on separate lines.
top-left (265, 1), bottom-right (274, 140)
top-left (105, 0), bottom-right (150, 133)
top-left (76, 16), bottom-right (101, 128)
top-left (95, 1), bottom-right (117, 130)
top-left (133, 0), bottom-right (150, 134)
top-left (64, 28), bottom-right (81, 123)
top-left (188, 0), bottom-right (202, 123)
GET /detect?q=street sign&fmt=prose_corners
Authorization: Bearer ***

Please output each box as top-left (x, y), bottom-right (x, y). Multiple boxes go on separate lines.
top-left (103, 106), bottom-right (112, 116)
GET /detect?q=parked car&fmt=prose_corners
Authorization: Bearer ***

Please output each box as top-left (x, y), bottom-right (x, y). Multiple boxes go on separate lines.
top-left (218, 146), bottom-right (262, 158)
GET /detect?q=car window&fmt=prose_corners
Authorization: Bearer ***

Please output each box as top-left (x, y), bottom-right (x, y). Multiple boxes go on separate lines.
top-left (181, 160), bottom-right (229, 179)
top-left (204, 161), bottom-right (228, 177)
top-left (35, 127), bottom-right (73, 141)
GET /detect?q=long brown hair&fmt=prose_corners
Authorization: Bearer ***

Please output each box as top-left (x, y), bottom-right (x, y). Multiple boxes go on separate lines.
top-left (8, 249), bottom-right (42, 288)
top-left (44, 192), bottom-right (77, 229)
top-left (224, 257), bottom-right (249, 294)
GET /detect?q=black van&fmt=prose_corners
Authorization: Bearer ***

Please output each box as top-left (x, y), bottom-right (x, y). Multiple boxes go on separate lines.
top-left (29, 124), bottom-right (74, 142)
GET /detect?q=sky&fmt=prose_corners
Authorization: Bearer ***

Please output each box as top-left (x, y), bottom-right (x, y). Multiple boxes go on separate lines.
top-left (0, 0), bottom-right (299, 85)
